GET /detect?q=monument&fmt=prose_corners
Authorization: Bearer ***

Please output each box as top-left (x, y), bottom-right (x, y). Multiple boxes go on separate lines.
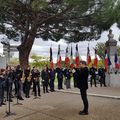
top-left (105, 29), bottom-right (120, 87)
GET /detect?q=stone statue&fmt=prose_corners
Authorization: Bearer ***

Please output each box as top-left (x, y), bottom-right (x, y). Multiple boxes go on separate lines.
top-left (108, 29), bottom-right (114, 41)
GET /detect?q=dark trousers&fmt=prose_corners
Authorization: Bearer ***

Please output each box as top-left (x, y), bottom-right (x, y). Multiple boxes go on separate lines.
top-left (50, 79), bottom-right (54, 91)
top-left (33, 81), bottom-right (40, 96)
top-left (90, 76), bottom-right (97, 87)
top-left (14, 81), bottom-right (17, 95)
top-left (24, 80), bottom-right (31, 97)
top-left (73, 78), bottom-right (78, 87)
top-left (58, 78), bottom-right (63, 89)
top-left (99, 76), bottom-right (106, 87)
top-left (6, 80), bottom-right (12, 101)
top-left (80, 89), bottom-right (88, 112)
top-left (15, 80), bottom-right (22, 98)
top-left (0, 85), bottom-right (4, 105)
top-left (43, 81), bottom-right (48, 93)
top-left (66, 79), bottom-right (71, 89)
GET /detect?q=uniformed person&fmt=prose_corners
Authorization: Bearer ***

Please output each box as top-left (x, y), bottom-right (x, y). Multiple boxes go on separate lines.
top-left (15, 65), bottom-right (24, 100)
top-left (0, 69), bottom-right (6, 106)
top-left (5, 66), bottom-right (14, 102)
top-left (32, 68), bottom-right (41, 97)
top-left (49, 68), bottom-right (55, 92)
top-left (64, 66), bottom-right (71, 89)
top-left (56, 67), bottom-right (63, 90)
top-left (89, 64), bottom-right (97, 87)
top-left (98, 65), bottom-right (106, 87)
top-left (23, 66), bottom-right (31, 98)
top-left (41, 66), bottom-right (49, 93)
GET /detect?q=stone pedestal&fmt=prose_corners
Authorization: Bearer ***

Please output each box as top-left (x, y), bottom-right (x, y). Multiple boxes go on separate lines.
top-left (105, 39), bottom-right (120, 87)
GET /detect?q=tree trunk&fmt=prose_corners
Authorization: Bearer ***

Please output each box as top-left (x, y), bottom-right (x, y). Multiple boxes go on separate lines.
top-left (18, 34), bottom-right (35, 70)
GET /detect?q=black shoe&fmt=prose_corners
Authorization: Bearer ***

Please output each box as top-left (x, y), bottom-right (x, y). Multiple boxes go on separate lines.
top-left (79, 110), bottom-right (88, 115)
top-left (18, 97), bottom-right (24, 100)
top-left (1, 102), bottom-right (6, 105)
top-left (9, 99), bottom-right (13, 102)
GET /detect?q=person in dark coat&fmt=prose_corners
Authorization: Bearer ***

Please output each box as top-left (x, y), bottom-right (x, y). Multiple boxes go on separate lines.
top-left (41, 66), bottom-right (49, 93)
top-left (98, 65), bottom-right (106, 87)
top-left (23, 66), bottom-right (31, 98)
top-left (5, 66), bottom-right (14, 102)
top-left (64, 66), bottom-right (71, 89)
top-left (56, 67), bottom-right (63, 90)
top-left (31, 68), bottom-right (41, 97)
top-left (89, 64), bottom-right (97, 87)
top-left (0, 69), bottom-right (6, 106)
top-left (49, 68), bottom-right (55, 92)
top-left (77, 61), bottom-right (89, 115)
top-left (15, 65), bottom-right (24, 100)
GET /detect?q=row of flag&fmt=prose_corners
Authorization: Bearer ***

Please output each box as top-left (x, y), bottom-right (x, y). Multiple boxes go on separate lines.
top-left (50, 44), bottom-right (120, 70)
top-left (50, 44), bottom-right (80, 69)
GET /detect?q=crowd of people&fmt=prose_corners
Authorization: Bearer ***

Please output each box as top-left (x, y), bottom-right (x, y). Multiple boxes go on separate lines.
top-left (0, 62), bottom-right (107, 115)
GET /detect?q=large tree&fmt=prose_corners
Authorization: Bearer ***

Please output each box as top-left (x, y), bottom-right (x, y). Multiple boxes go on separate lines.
top-left (0, 0), bottom-right (120, 69)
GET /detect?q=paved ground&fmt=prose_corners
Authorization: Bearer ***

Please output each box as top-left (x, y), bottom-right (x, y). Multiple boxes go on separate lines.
top-left (56, 86), bottom-right (120, 99)
top-left (0, 87), bottom-right (120, 120)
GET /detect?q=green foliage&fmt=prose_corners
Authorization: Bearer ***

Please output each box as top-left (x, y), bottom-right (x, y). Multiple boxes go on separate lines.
top-left (31, 0), bottom-right (48, 11)
top-left (30, 54), bottom-right (49, 68)
top-left (95, 43), bottom-right (105, 59)
top-left (9, 57), bottom-right (19, 65)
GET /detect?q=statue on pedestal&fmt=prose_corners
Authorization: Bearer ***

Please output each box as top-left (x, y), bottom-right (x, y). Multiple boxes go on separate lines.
top-left (106, 29), bottom-right (117, 47)
top-left (108, 29), bottom-right (114, 41)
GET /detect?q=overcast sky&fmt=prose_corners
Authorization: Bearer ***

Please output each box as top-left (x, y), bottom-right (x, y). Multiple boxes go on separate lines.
top-left (0, 23), bottom-right (120, 62)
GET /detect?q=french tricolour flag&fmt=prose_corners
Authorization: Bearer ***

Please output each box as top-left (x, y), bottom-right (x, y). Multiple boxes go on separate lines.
top-left (114, 52), bottom-right (119, 69)
top-left (104, 49), bottom-right (108, 70)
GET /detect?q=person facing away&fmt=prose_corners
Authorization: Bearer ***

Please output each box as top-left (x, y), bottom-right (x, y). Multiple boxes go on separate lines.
top-left (98, 65), bottom-right (107, 87)
top-left (89, 64), bottom-right (97, 87)
top-left (77, 61), bottom-right (89, 115)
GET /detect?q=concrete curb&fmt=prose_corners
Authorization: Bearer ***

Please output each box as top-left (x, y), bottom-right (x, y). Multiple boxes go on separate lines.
top-left (55, 90), bottom-right (120, 100)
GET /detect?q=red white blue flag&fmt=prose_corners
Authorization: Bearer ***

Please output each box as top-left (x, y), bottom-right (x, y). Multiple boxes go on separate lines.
top-left (75, 44), bottom-right (80, 68)
top-left (104, 49), bottom-right (108, 70)
top-left (50, 47), bottom-right (54, 68)
top-left (87, 44), bottom-right (91, 65)
top-left (93, 48), bottom-right (98, 68)
top-left (114, 52), bottom-right (119, 69)
top-left (70, 45), bottom-right (74, 69)
top-left (57, 45), bottom-right (62, 68)
top-left (65, 46), bottom-right (70, 67)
